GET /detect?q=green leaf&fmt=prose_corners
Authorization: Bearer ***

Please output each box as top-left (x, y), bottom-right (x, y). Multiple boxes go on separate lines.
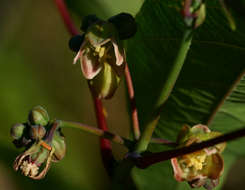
top-left (126, 0), bottom-right (245, 189)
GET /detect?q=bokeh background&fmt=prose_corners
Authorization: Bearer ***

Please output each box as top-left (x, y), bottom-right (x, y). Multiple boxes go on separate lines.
top-left (0, 0), bottom-right (244, 189)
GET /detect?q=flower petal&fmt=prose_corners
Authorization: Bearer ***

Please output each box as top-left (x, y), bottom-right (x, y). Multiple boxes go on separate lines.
top-left (30, 148), bottom-right (55, 180)
top-left (73, 41), bottom-right (87, 65)
top-left (81, 51), bottom-right (102, 80)
top-left (171, 158), bottom-right (184, 182)
top-left (202, 154), bottom-right (224, 179)
top-left (112, 39), bottom-right (124, 66)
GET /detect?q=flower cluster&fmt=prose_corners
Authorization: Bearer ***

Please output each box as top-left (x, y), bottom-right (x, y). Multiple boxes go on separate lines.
top-left (171, 124), bottom-right (226, 189)
top-left (10, 106), bottom-right (66, 179)
top-left (69, 13), bottom-right (137, 99)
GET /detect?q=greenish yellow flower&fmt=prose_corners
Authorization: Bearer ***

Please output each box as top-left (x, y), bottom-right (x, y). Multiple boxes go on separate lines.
top-left (171, 124), bottom-right (226, 189)
top-left (73, 20), bottom-right (125, 99)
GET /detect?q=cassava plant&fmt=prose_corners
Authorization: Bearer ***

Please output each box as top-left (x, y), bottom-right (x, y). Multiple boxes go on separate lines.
top-left (10, 0), bottom-right (245, 189)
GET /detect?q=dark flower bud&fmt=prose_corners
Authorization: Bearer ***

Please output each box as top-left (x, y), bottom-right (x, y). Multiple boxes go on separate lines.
top-left (108, 13), bottom-right (137, 40)
top-left (69, 34), bottom-right (85, 52)
top-left (29, 125), bottom-right (46, 140)
top-left (11, 123), bottom-right (26, 140)
top-left (80, 14), bottom-right (100, 32)
top-left (28, 106), bottom-right (49, 126)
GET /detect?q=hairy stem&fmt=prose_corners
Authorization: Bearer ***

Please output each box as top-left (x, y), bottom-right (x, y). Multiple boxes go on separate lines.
top-left (135, 127), bottom-right (245, 168)
top-left (125, 62), bottom-right (141, 140)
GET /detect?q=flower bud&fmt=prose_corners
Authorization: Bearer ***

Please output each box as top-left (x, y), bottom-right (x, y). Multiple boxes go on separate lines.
top-left (182, 0), bottom-right (206, 28)
top-left (10, 123), bottom-right (26, 140)
top-left (29, 125), bottom-right (46, 140)
top-left (69, 35), bottom-right (85, 52)
top-left (51, 128), bottom-right (66, 161)
top-left (28, 106), bottom-right (49, 126)
top-left (108, 13), bottom-right (137, 40)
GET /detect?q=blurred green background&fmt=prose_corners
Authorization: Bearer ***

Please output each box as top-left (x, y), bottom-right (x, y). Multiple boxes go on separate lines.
top-left (0, 0), bottom-right (245, 190)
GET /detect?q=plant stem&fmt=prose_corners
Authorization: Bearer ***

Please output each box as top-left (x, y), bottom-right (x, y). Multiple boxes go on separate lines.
top-left (135, 116), bottom-right (160, 152)
top-left (54, 0), bottom-right (114, 175)
top-left (155, 28), bottom-right (193, 110)
top-left (54, 0), bottom-right (79, 36)
top-left (58, 120), bottom-right (133, 146)
top-left (124, 62), bottom-right (141, 140)
top-left (219, 0), bottom-right (236, 31)
top-left (134, 29), bottom-right (193, 153)
top-left (150, 138), bottom-right (177, 147)
top-left (135, 127), bottom-right (245, 168)
top-left (92, 97), bottom-right (115, 175)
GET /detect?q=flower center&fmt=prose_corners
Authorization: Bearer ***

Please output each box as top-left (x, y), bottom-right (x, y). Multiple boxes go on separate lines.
top-left (20, 160), bottom-right (39, 177)
top-left (180, 150), bottom-right (207, 170)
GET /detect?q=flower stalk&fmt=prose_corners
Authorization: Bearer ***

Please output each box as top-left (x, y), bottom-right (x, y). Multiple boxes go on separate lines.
top-left (54, 0), bottom-right (114, 175)
top-left (124, 62), bottom-right (141, 140)
top-left (58, 120), bottom-right (133, 147)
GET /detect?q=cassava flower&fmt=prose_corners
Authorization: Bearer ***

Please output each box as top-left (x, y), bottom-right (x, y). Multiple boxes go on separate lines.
top-left (171, 124), bottom-right (226, 190)
top-left (69, 13), bottom-right (137, 99)
top-left (73, 20), bottom-right (125, 99)
top-left (11, 106), bottom-right (66, 179)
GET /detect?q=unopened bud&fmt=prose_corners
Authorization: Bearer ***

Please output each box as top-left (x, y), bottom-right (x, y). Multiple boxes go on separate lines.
top-left (108, 13), bottom-right (137, 40)
top-left (28, 106), bottom-right (49, 126)
top-left (51, 129), bottom-right (66, 161)
top-left (69, 35), bottom-right (85, 52)
top-left (29, 125), bottom-right (46, 140)
top-left (11, 123), bottom-right (26, 140)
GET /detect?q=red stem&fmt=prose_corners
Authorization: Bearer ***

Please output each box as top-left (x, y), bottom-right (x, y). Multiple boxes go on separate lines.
top-left (125, 63), bottom-right (141, 140)
top-left (54, 0), bottom-right (79, 36)
top-left (93, 97), bottom-right (115, 175)
top-left (54, 0), bottom-right (114, 175)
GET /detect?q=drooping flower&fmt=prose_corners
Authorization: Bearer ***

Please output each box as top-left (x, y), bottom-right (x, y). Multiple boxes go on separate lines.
top-left (11, 106), bottom-right (66, 179)
top-left (73, 20), bottom-right (125, 99)
top-left (69, 13), bottom-right (137, 99)
top-left (171, 124), bottom-right (226, 189)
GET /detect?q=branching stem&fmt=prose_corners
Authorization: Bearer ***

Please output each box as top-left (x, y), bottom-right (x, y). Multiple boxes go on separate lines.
top-left (135, 28), bottom-right (193, 153)
top-left (58, 120), bottom-right (132, 146)
top-left (135, 127), bottom-right (245, 168)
